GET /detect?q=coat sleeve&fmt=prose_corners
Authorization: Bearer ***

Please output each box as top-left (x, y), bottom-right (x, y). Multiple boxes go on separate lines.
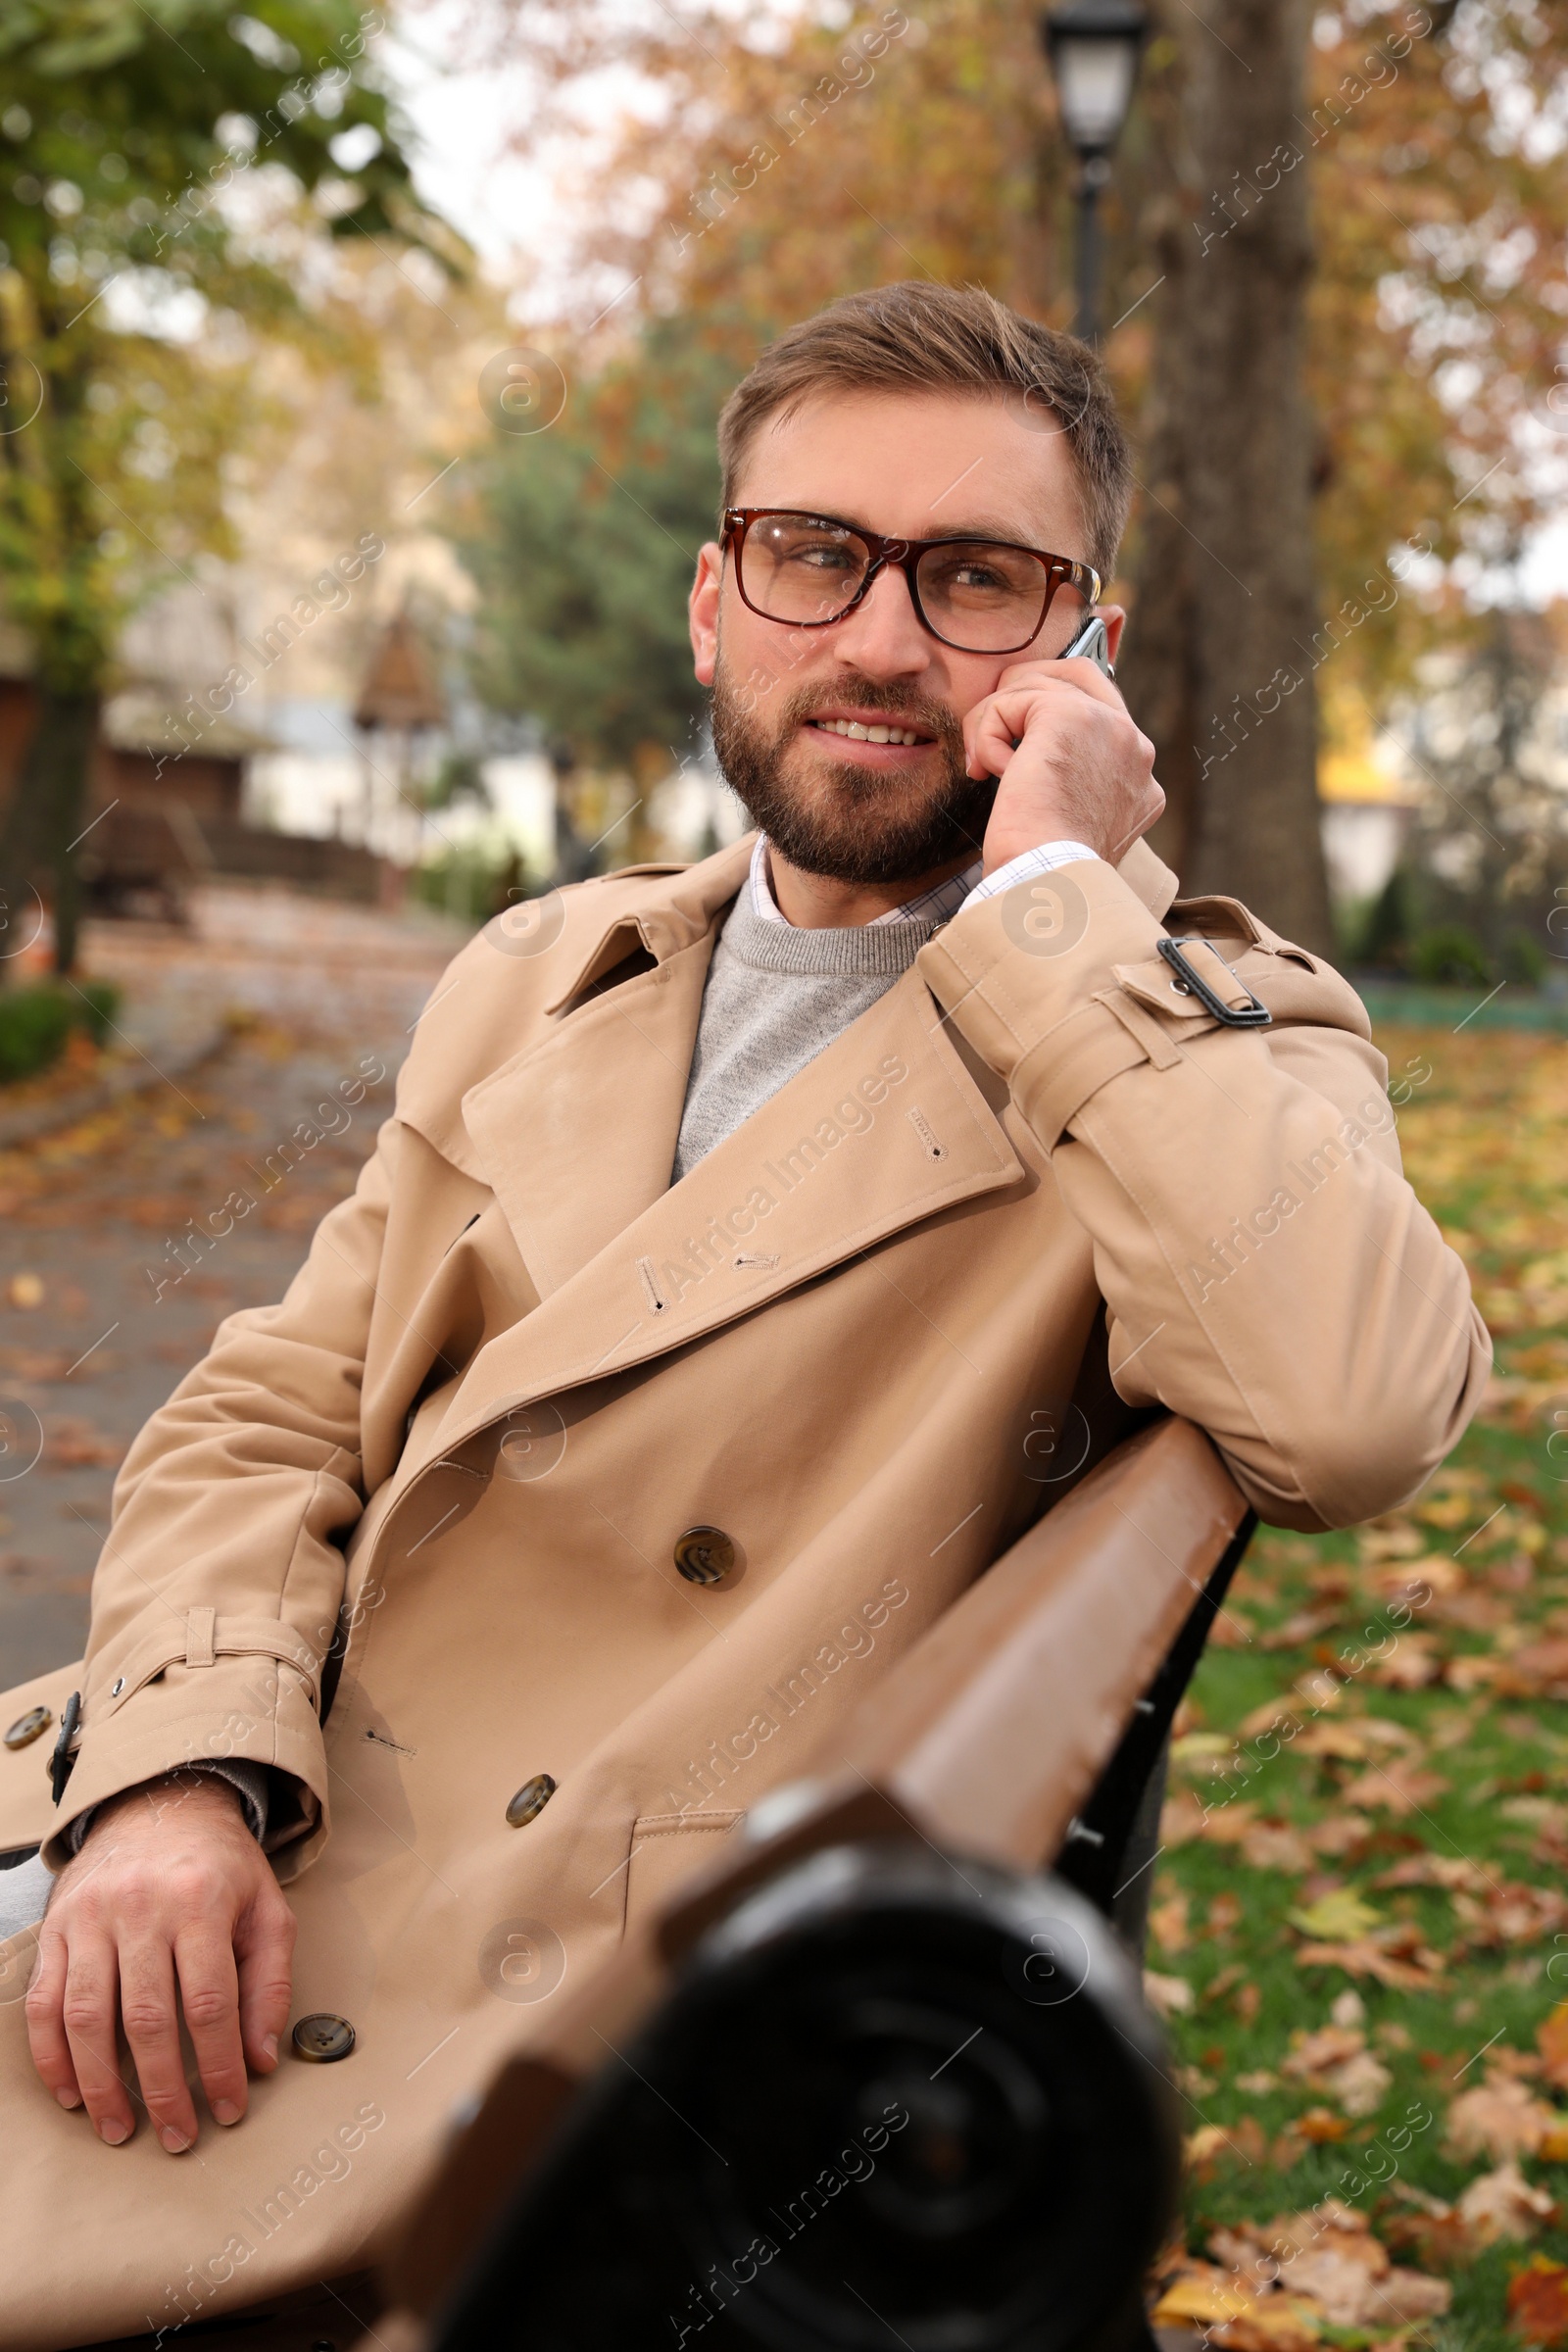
top-left (39, 1121), bottom-right (399, 1868)
top-left (918, 857), bottom-right (1491, 1531)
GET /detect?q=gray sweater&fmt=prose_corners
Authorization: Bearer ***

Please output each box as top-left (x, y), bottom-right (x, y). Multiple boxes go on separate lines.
top-left (672, 887), bottom-right (946, 1181)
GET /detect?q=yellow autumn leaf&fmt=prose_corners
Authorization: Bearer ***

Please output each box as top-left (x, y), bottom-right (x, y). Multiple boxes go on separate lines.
top-left (1289, 1888), bottom-right (1383, 1939)
top-left (1152, 2278), bottom-right (1259, 2325)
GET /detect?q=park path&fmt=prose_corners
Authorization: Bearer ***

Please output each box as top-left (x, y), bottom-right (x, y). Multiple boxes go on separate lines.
top-left (0, 885), bottom-right (466, 1687)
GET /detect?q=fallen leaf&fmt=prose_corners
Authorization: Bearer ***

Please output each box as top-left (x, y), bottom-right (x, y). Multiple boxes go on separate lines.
top-left (1454, 2160), bottom-right (1557, 2246)
top-left (1304, 1813), bottom-right (1376, 1858)
top-left (1369, 1554), bottom-right (1462, 1597)
top-left (1240, 1697), bottom-right (1306, 1740)
top-left (1452, 1884), bottom-right (1568, 1950)
top-left (7, 1272), bottom-right (43, 1309)
top-left (1172, 1730), bottom-right (1237, 1759)
top-left (1146, 1970), bottom-right (1195, 2019)
top-left (1159, 1788), bottom-right (1209, 1846)
top-left (1284, 2024), bottom-right (1366, 2078)
top-left (1290, 1889), bottom-right (1383, 1940)
top-left (1238, 2069), bottom-right (1280, 2095)
top-left (1329, 2049), bottom-right (1395, 2118)
top-left (1446, 1653), bottom-right (1505, 1692)
top-left (1340, 1758), bottom-right (1450, 1814)
top-left (1201, 1803), bottom-right (1261, 1847)
top-left (1201, 2201), bottom-right (1450, 2329)
top-left (1150, 1892), bottom-right (1190, 1955)
top-left (1375, 1853), bottom-right (1489, 1893)
top-left (1367, 1634), bottom-right (1446, 1690)
top-left (1493, 1642), bottom-right (1568, 1702)
top-left (1294, 1938), bottom-right (1443, 1990)
top-left (1241, 1820), bottom-right (1316, 1874)
top-left (1151, 2271), bottom-right (1259, 2328)
top-left (1298, 2107), bottom-right (1350, 2143)
top-left (1509, 2254), bottom-right (1568, 2345)
top-left (1261, 1606), bottom-right (1347, 1650)
top-left (1295, 1722), bottom-right (1377, 1761)
top-left (1446, 2074), bottom-right (1563, 2162)
top-left (1358, 1519), bottom-right (1428, 1558)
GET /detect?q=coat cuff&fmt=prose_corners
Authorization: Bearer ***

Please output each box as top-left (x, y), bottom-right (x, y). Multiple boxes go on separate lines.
top-left (40, 1645), bottom-right (324, 1872)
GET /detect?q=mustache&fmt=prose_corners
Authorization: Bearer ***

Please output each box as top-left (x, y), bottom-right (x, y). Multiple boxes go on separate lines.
top-left (776, 674), bottom-right (965, 761)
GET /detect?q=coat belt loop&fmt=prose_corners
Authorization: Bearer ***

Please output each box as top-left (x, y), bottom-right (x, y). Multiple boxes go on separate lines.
top-left (186, 1607), bottom-right (217, 1668)
top-left (1096, 990), bottom-right (1186, 1071)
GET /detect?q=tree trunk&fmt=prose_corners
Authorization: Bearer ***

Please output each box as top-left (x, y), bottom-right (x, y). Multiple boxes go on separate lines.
top-left (1121, 0), bottom-right (1333, 954)
top-left (0, 686), bottom-right (99, 976)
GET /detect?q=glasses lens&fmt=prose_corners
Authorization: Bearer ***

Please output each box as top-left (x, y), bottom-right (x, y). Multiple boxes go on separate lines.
top-left (915, 541), bottom-right (1061, 652)
top-left (739, 513), bottom-right (870, 624)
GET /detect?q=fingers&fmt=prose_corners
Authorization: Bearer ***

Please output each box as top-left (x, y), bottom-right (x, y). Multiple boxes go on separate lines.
top-left (58, 1931), bottom-right (138, 2146)
top-left (24, 1928), bottom-right (83, 2116)
top-left (174, 1927), bottom-right (248, 2129)
top-left (23, 1781), bottom-right (290, 2150)
top-left (964, 681), bottom-right (1148, 783)
top-left (996, 655), bottom-right (1126, 709)
top-left (119, 1934), bottom-right (199, 2152)
top-left (235, 1886), bottom-right (296, 2081)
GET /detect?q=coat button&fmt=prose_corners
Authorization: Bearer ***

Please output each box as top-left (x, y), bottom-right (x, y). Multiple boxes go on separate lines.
top-left (674, 1526), bottom-right (736, 1586)
top-left (3, 1706), bottom-right (51, 1751)
top-left (292, 2013), bottom-right (356, 2063)
top-left (506, 1774), bottom-right (557, 1828)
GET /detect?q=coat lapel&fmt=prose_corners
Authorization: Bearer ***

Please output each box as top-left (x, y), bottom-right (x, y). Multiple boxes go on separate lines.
top-left (456, 843), bottom-right (753, 1301)
top-left (462, 935), bottom-right (716, 1302)
top-left (434, 961), bottom-right (1027, 1457)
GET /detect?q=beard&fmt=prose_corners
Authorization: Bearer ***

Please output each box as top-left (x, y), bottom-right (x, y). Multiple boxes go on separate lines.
top-left (710, 652), bottom-right (997, 886)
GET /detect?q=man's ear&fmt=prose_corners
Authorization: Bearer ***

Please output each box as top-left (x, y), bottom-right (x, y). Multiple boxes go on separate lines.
top-left (1101, 605), bottom-right (1128, 663)
top-left (690, 542), bottom-right (724, 685)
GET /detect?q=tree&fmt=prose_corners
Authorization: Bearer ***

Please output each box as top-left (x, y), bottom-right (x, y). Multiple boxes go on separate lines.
top-left (464, 0), bottom-right (1568, 944)
top-left (0, 0), bottom-right (456, 970)
top-left (1389, 602), bottom-right (1568, 980)
top-left (452, 317), bottom-right (732, 774)
top-left (1117, 0), bottom-right (1330, 948)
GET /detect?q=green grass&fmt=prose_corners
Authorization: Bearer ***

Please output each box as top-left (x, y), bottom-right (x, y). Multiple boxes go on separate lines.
top-left (1155, 1025), bottom-right (1568, 2346)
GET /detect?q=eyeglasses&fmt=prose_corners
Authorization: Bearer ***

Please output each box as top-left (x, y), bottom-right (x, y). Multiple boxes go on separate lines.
top-left (722, 507), bottom-right (1102, 657)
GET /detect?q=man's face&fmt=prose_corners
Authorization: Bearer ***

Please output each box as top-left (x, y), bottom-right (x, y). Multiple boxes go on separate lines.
top-left (688, 388), bottom-right (1119, 885)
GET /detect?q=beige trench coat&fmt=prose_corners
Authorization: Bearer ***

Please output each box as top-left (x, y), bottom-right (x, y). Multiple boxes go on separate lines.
top-left (0, 836), bottom-right (1489, 2348)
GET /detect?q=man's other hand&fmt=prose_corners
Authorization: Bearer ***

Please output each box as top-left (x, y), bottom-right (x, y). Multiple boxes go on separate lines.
top-left (25, 1773), bottom-right (295, 2151)
top-left (967, 654), bottom-right (1166, 874)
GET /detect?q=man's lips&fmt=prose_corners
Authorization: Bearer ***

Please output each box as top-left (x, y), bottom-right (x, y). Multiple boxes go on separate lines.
top-left (800, 708), bottom-right (938, 760)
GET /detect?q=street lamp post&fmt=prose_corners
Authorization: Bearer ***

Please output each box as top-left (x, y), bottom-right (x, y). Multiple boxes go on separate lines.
top-left (1040, 0), bottom-right (1150, 345)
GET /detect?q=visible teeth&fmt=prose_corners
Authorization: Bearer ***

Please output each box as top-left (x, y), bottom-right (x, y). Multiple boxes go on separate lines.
top-left (814, 718), bottom-right (923, 745)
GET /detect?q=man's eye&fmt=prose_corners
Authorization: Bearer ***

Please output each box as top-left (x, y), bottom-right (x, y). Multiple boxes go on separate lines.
top-left (787, 543), bottom-right (855, 570)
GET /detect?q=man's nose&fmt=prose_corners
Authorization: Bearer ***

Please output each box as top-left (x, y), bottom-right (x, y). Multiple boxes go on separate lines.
top-left (829, 562), bottom-right (935, 679)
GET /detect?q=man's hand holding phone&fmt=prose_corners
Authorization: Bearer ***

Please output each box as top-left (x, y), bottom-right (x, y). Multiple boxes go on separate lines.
top-left (967, 640), bottom-right (1166, 876)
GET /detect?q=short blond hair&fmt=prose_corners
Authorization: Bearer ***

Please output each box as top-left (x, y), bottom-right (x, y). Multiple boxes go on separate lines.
top-left (717, 281), bottom-right (1132, 580)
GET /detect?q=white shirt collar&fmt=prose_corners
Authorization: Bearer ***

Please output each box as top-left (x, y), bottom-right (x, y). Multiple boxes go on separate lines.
top-left (749, 835), bottom-right (983, 929)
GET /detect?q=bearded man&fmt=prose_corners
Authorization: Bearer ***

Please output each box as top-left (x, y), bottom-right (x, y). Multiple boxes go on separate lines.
top-left (0, 281), bottom-right (1488, 2349)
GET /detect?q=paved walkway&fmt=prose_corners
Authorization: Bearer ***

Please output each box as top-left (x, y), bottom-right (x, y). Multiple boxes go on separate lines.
top-left (0, 886), bottom-right (466, 1688)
